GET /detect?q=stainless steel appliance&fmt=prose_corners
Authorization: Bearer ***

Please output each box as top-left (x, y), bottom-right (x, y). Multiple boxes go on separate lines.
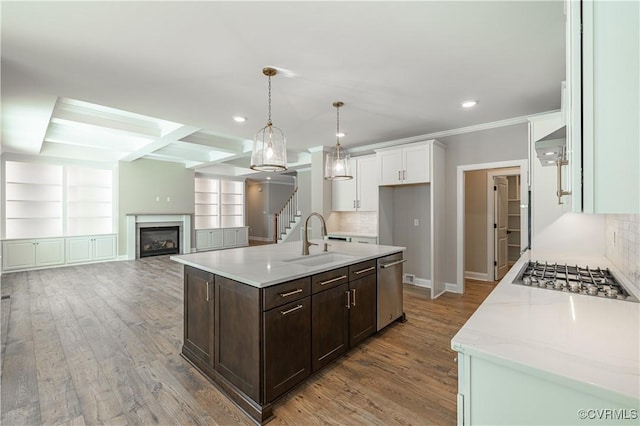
top-left (377, 252), bottom-right (407, 330)
top-left (513, 261), bottom-right (638, 302)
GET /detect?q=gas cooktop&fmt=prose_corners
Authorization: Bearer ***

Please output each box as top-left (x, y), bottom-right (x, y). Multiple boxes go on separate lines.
top-left (513, 261), bottom-right (638, 303)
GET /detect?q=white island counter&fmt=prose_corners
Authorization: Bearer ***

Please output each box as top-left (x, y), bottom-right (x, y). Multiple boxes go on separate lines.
top-left (452, 250), bottom-right (640, 425)
top-left (171, 239), bottom-right (404, 287)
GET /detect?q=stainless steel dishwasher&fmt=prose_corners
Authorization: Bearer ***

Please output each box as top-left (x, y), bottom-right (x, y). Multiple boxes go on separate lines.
top-left (377, 252), bottom-right (407, 331)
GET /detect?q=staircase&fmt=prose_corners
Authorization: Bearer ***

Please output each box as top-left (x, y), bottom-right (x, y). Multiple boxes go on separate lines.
top-left (274, 188), bottom-right (301, 243)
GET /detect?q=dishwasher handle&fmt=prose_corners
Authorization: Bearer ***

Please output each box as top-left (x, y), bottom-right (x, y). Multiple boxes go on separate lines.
top-left (379, 259), bottom-right (407, 269)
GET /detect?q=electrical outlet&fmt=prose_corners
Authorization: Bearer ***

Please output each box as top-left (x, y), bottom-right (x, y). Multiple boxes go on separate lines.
top-left (404, 273), bottom-right (415, 284)
top-left (155, 196), bottom-right (160, 202)
top-left (414, 219), bottom-right (419, 226)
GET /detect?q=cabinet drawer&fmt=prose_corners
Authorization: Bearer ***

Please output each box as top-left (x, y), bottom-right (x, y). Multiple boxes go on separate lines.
top-left (348, 260), bottom-right (376, 280)
top-left (311, 267), bottom-right (349, 294)
top-left (263, 277), bottom-right (311, 310)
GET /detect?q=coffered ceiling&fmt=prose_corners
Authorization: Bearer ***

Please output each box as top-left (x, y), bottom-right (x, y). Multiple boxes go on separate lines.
top-left (0, 1), bottom-right (566, 175)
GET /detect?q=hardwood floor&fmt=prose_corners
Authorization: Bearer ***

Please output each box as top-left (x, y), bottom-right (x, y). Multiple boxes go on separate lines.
top-left (1, 257), bottom-right (495, 425)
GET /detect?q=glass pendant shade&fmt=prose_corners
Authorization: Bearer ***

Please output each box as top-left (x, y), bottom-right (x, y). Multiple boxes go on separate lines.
top-left (324, 100), bottom-right (353, 180)
top-left (325, 146), bottom-right (352, 180)
top-left (251, 122), bottom-right (287, 172)
top-left (250, 67), bottom-right (287, 172)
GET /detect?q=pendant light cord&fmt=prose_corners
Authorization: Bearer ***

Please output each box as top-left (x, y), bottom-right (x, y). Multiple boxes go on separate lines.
top-left (336, 104), bottom-right (340, 147)
top-left (267, 75), bottom-right (272, 126)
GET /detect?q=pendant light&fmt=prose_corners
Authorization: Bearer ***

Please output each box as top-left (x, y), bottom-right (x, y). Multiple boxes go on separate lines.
top-left (324, 101), bottom-right (352, 180)
top-left (251, 67), bottom-right (287, 172)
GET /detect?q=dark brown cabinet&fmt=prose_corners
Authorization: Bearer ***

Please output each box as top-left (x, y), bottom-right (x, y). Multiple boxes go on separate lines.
top-left (311, 283), bottom-right (350, 371)
top-left (181, 253), bottom-right (402, 424)
top-left (311, 260), bottom-right (377, 372)
top-left (263, 297), bottom-right (311, 402)
top-left (183, 266), bottom-right (215, 366)
top-left (348, 273), bottom-right (377, 347)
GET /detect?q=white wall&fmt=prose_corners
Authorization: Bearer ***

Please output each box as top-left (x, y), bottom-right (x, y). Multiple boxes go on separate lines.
top-left (441, 123), bottom-right (529, 285)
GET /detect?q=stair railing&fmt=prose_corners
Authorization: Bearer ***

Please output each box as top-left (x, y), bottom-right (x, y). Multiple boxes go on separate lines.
top-left (273, 187), bottom-right (299, 243)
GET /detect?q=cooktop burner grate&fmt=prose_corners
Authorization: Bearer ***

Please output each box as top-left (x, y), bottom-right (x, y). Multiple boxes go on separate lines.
top-left (512, 261), bottom-right (638, 302)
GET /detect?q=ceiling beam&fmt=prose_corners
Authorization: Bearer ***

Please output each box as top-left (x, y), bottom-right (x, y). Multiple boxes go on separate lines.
top-left (120, 125), bottom-right (200, 162)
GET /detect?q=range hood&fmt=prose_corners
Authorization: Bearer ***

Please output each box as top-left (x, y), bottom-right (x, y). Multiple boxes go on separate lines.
top-left (535, 126), bottom-right (566, 166)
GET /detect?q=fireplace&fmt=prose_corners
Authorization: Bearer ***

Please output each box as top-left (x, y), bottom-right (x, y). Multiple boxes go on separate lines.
top-left (139, 226), bottom-right (180, 258)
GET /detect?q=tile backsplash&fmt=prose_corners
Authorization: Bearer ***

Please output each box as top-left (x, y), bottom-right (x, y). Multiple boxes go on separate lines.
top-left (605, 214), bottom-right (640, 285)
top-left (328, 211), bottom-right (378, 235)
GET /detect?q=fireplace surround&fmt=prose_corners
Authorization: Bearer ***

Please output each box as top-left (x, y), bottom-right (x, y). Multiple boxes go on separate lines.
top-left (126, 214), bottom-right (192, 260)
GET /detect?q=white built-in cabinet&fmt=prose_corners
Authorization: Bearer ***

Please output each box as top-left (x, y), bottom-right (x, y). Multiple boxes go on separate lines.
top-left (332, 155), bottom-right (378, 212)
top-left (66, 235), bottom-right (117, 264)
top-left (2, 234), bottom-right (117, 271)
top-left (454, 351), bottom-right (638, 426)
top-left (196, 226), bottom-right (248, 251)
top-left (2, 238), bottom-right (65, 271)
top-left (377, 141), bottom-right (431, 186)
top-left (376, 140), bottom-right (446, 299)
top-left (568, 0), bottom-right (639, 213)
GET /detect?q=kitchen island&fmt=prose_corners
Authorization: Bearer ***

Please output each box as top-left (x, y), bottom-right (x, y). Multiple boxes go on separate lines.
top-left (171, 240), bottom-right (405, 424)
top-left (452, 250), bottom-right (640, 425)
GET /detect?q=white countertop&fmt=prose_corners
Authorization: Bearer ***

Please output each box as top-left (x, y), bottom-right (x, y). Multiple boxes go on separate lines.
top-left (452, 249), bottom-right (640, 401)
top-left (171, 240), bottom-right (404, 288)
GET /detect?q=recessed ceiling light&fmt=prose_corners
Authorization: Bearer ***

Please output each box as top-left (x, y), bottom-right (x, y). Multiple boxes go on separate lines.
top-left (233, 116), bottom-right (247, 123)
top-left (461, 100), bottom-right (478, 108)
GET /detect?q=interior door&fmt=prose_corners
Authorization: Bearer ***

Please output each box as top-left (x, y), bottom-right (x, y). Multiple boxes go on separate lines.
top-left (494, 176), bottom-right (509, 280)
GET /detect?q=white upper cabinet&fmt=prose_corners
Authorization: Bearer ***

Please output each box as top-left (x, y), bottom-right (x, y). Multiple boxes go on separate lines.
top-left (570, 0), bottom-right (640, 213)
top-left (332, 155), bottom-right (378, 212)
top-left (376, 141), bottom-right (431, 186)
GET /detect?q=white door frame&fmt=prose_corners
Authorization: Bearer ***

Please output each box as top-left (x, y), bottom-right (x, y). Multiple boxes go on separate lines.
top-left (456, 159), bottom-right (528, 294)
top-left (487, 168), bottom-right (520, 281)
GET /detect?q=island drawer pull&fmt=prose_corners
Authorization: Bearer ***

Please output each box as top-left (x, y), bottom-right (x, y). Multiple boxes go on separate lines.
top-left (354, 266), bottom-right (375, 275)
top-left (319, 275), bottom-right (347, 286)
top-left (206, 281), bottom-right (210, 301)
top-left (351, 288), bottom-right (356, 306)
top-left (280, 304), bottom-right (304, 316)
top-left (279, 288), bottom-right (303, 298)
top-left (380, 259), bottom-right (407, 269)
top-left (345, 290), bottom-right (351, 309)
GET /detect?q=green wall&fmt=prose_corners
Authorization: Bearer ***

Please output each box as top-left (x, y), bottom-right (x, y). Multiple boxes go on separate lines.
top-left (118, 159), bottom-right (195, 255)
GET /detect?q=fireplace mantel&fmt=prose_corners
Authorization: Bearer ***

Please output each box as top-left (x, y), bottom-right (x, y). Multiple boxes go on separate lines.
top-left (126, 214), bottom-right (192, 260)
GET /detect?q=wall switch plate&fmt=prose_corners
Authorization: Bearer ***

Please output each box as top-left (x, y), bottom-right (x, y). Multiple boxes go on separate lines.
top-left (414, 219), bottom-right (419, 226)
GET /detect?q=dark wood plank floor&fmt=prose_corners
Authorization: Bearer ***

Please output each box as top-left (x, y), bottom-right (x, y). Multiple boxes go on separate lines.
top-left (1, 257), bottom-right (494, 425)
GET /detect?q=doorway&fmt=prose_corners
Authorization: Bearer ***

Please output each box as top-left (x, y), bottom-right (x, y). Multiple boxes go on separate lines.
top-left (457, 160), bottom-right (528, 293)
top-left (487, 169), bottom-right (521, 281)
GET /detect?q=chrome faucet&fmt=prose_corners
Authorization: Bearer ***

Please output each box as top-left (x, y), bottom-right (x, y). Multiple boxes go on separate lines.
top-left (302, 212), bottom-right (328, 255)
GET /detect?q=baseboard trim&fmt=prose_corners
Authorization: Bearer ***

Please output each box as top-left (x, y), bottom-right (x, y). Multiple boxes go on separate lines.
top-left (410, 277), bottom-right (432, 288)
top-left (465, 271), bottom-right (490, 281)
top-left (446, 282), bottom-right (463, 294)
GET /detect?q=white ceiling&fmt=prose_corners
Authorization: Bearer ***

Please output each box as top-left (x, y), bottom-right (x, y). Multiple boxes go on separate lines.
top-left (1, 1), bottom-right (566, 175)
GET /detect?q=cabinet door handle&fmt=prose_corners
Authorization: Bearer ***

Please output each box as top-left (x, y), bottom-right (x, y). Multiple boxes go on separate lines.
top-left (353, 200), bottom-right (356, 209)
top-left (403, 170), bottom-right (406, 180)
top-left (351, 288), bottom-right (356, 306)
top-left (206, 281), bottom-right (210, 301)
top-left (354, 266), bottom-right (375, 275)
top-left (279, 288), bottom-right (303, 298)
top-left (280, 304), bottom-right (303, 316)
top-left (398, 170), bottom-right (401, 181)
top-left (318, 275), bottom-right (347, 286)
top-left (345, 290), bottom-right (351, 309)
top-left (357, 200), bottom-right (361, 208)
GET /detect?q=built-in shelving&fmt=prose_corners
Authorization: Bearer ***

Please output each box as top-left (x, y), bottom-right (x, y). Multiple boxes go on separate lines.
top-left (194, 176), bottom-right (244, 229)
top-left (507, 175), bottom-right (521, 265)
top-left (4, 160), bottom-right (115, 240)
top-left (5, 162), bottom-right (63, 238)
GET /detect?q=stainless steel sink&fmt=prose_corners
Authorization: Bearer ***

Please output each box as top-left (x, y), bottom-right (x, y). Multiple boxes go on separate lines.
top-left (283, 252), bottom-right (355, 267)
